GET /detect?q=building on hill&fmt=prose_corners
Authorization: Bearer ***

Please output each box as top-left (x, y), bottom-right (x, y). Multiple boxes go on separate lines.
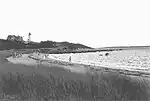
top-left (7, 35), bottom-right (24, 42)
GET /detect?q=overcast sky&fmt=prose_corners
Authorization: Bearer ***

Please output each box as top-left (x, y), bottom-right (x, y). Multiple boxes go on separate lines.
top-left (0, 0), bottom-right (150, 48)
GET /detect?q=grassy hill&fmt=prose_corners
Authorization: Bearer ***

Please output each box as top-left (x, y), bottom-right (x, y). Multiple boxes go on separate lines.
top-left (0, 39), bottom-right (92, 51)
top-left (0, 39), bottom-right (25, 50)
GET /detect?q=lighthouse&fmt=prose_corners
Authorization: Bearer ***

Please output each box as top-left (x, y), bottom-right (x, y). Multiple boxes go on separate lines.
top-left (27, 32), bottom-right (31, 43)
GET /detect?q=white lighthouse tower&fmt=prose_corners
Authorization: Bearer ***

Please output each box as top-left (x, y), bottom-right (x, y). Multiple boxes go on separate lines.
top-left (27, 32), bottom-right (31, 43)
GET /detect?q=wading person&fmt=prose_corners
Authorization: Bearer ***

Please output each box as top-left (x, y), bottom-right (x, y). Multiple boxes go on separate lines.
top-left (105, 52), bottom-right (109, 56)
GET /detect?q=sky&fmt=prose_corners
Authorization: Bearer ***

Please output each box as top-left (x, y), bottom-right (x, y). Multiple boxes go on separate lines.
top-left (0, 0), bottom-right (150, 48)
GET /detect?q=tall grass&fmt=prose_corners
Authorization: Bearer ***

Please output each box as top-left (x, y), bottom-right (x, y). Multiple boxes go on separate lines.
top-left (0, 71), bottom-right (149, 101)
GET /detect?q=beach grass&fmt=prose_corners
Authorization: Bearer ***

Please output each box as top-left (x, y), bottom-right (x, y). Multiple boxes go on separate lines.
top-left (0, 50), bottom-right (150, 101)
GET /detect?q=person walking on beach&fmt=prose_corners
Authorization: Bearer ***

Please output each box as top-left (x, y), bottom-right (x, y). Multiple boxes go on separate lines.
top-left (69, 56), bottom-right (71, 62)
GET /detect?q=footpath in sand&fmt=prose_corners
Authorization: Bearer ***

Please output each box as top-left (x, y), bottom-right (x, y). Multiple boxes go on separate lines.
top-left (7, 54), bottom-right (38, 65)
top-left (6, 53), bottom-right (88, 74)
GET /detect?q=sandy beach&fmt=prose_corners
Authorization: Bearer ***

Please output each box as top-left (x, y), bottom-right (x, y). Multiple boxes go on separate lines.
top-left (47, 50), bottom-right (150, 73)
top-left (6, 53), bottom-right (89, 74)
top-left (6, 50), bottom-right (150, 76)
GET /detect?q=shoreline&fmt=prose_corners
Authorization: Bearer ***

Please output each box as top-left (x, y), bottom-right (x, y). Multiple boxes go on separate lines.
top-left (6, 53), bottom-right (150, 77)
